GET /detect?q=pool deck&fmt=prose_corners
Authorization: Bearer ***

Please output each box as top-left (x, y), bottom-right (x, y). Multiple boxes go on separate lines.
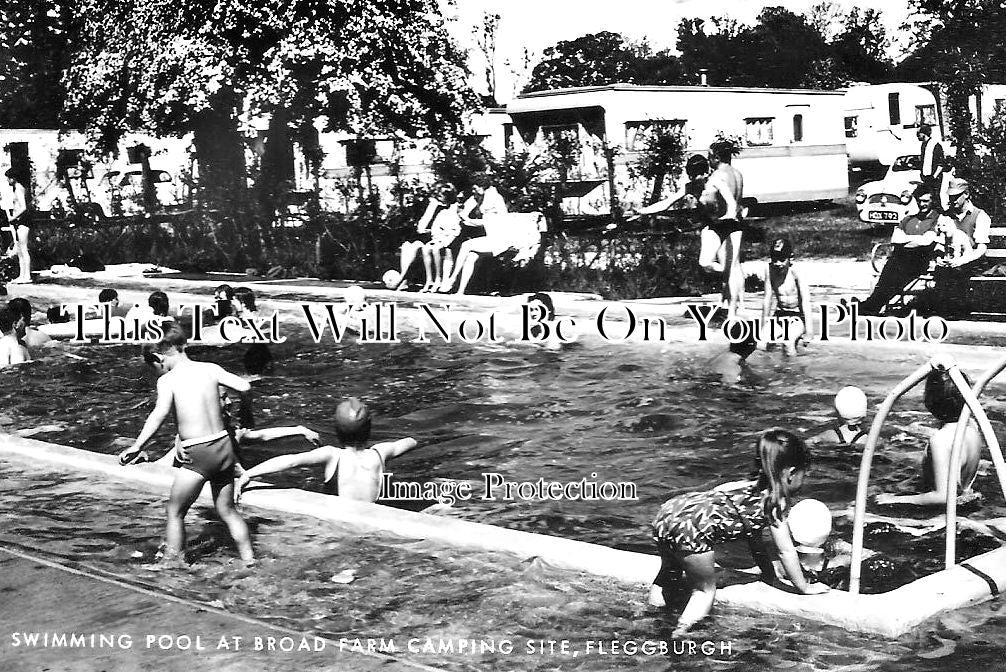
top-left (17, 258), bottom-right (1006, 347)
top-left (0, 553), bottom-right (436, 672)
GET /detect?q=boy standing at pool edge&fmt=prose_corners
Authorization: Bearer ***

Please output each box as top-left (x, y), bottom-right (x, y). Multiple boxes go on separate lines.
top-left (119, 322), bottom-right (254, 564)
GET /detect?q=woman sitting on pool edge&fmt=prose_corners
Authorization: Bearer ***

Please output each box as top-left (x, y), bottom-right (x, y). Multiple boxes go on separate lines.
top-left (235, 397), bottom-right (419, 503)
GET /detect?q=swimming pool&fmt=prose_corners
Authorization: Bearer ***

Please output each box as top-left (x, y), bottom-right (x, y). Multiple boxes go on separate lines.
top-left (2, 289), bottom-right (1006, 670)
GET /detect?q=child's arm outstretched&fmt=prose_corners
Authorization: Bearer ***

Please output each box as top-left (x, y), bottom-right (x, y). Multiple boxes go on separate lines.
top-left (240, 425), bottom-right (321, 446)
top-left (372, 437), bottom-right (419, 464)
top-left (119, 377), bottom-right (173, 464)
top-left (768, 519), bottom-right (829, 595)
top-left (235, 446), bottom-right (334, 502)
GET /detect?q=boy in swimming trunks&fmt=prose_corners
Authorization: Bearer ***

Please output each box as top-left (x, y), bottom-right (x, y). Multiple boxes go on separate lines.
top-left (118, 322), bottom-right (254, 563)
top-left (761, 238), bottom-right (812, 355)
top-left (234, 397), bottom-right (418, 503)
top-left (7, 298), bottom-right (52, 349)
top-left (876, 366), bottom-right (982, 507)
top-left (0, 306), bottom-right (29, 367)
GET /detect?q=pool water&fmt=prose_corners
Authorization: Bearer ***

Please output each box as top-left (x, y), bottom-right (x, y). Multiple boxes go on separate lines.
top-left (2, 312), bottom-right (1006, 669)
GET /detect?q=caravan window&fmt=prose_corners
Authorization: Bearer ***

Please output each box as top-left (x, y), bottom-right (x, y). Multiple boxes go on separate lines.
top-left (792, 114), bottom-right (804, 142)
top-left (745, 118), bottom-right (774, 146)
top-left (996, 99), bottom-right (1006, 115)
top-left (625, 120), bottom-right (686, 152)
top-left (844, 116), bottom-right (858, 138)
top-left (915, 105), bottom-right (937, 127)
top-left (888, 92), bottom-right (901, 126)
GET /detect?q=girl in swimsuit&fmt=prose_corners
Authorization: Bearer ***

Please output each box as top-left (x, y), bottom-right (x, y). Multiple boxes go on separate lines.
top-left (631, 155), bottom-right (740, 314)
top-left (649, 429), bottom-right (827, 635)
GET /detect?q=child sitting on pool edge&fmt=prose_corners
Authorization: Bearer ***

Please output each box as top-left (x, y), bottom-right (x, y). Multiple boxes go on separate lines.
top-left (649, 429), bottom-right (827, 636)
top-left (235, 397), bottom-right (418, 503)
top-left (808, 386), bottom-right (869, 446)
top-left (876, 366), bottom-right (982, 507)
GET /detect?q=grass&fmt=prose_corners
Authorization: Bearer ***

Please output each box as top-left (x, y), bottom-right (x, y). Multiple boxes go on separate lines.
top-left (744, 196), bottom-right (889, 261)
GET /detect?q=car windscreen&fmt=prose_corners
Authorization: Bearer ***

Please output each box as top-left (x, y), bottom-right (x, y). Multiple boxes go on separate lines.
top-left (892, 156), bottom-right (921, 171)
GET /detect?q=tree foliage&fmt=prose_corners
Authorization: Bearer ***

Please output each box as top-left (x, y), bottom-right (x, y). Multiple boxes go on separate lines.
top-left (524, 32), bottom-right (684, 92)
top-left (0, 2), bottom-right (81, 128)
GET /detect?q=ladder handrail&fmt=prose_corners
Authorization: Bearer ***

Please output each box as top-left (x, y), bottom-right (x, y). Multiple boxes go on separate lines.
top-left (945, 356), bottom-right (1006, 568)
top-left (849, 361), bottom-right (932, 595)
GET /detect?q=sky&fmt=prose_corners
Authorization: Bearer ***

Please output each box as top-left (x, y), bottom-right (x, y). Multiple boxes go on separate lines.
top-left (445, 0), bottom-right (918, 102)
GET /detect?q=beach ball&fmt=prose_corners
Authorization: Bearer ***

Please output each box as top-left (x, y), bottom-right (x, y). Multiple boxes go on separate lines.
top-left (344, 285), bottom-right (366, 305)
top-left (381, 269), bottom-right (402, 290)
top-left (834, 386), bottom-right (867, 421)
top-left (789, 499), bottom-right (832, 550)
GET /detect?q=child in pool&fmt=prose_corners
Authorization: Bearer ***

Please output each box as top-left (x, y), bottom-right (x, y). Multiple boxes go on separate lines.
top-left (808, 386), bottom-right (869, 446)
top-left (0, 307), bottom-right (29, 367)
top-left (7, 298), bottom-right (52, 349)
top-left (235, 397), bottom-right (418, 503)
top-left (118, 322), bottom-right (254, 563)
top-left (649, 429), bottom-right (827, 635)
top-left (761, 238), bottom-right (812, 355)
top-left (876, 367), bottom-right (982, 507)
top-left (707, 322), bottom-right (758, 385)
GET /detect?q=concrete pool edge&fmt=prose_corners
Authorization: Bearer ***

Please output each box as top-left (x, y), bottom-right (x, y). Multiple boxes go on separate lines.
top-left (2, 433), bottom-right (1003, 638)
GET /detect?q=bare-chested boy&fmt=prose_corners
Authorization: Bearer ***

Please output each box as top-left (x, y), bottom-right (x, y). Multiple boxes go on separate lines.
top-left (118, 322), bottom-right (254, 563)
top-left (761, 237), bottom-right (812, 355)
top-left (235, 397), bottom-right (417, 503)
top-left (0, 307), bottom-right (29, 367)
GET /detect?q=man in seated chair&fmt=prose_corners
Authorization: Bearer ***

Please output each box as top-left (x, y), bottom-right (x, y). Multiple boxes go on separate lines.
top-left (854, 191), bottom-right (939, 316)
top-left (914, 178), bottom-right (991, 319)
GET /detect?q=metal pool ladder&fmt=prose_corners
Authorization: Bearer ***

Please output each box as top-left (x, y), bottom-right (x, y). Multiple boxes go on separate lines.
top-left (848, 355), bottom-right (1006, 595)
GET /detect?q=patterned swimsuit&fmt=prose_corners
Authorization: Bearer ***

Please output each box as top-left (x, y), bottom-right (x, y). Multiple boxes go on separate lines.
top-left (652, 482), bottom-right (770, 555)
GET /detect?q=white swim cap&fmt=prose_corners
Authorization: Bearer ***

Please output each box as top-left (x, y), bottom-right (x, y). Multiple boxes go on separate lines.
top-left (381, 269), bottom-right (402, 290)
top-left (788, 499), bottom-right (832, 551)
top-left (834, 386), bottom-right (867, 421)
top-left (344, 285), bottom-right (366, 305)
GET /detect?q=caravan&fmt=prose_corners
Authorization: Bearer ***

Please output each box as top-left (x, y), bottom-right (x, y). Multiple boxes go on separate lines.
top-left (503, 84), bottom-right (849, 216)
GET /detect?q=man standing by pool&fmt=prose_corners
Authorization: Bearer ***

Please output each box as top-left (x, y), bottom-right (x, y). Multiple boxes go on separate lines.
top-left (917, 124), bottom-right (949, 212)
top-left (708, 140), bottom-right (745, 318)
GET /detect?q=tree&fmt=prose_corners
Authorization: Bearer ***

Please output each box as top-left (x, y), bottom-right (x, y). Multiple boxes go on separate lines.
top-left (64, 0), bottom-right (478, 219)
top-left (740, 7), bottom-right (831, 88)
top-left (0, 2), bottom-right (81, 128)
top-left (831, 8), bottom-right (893, 83)
top-left (675, 17), bottom-right (745, 86)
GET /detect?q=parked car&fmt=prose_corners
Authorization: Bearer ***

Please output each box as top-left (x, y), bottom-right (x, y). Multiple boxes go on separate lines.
top-left (854, 155), bottom-right (921, 224)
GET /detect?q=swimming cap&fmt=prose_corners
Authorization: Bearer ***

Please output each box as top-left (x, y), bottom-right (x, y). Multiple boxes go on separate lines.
top-left (834, 386), bottom-right (867, 421)
top-left (382, 270), bottom-right (402, 290)
top-left (788, 499), bottom-right (832, 551)
top-left (334, 397), bottom-right (371, 435)
top-left (344, 285), bottom-right (366, 305)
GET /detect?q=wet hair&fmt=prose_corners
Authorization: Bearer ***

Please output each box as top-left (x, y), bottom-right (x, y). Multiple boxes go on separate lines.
top-left (753, 429), bottom-right (810, 524)
top-left (233, 287), bottom-right (256, 312)
top-left (770, 237), bottom-right (794, 262)
top-left (214, 285), bottom-right (234, 300)
top-left (924, 368), bottom-right (972, 424)
top-left (143, 321), bottom-right (187, 360)
top-left (685, 154), bottom-right (710, 180)
top-left (148, 291), bottom-right (169, 317)
top-left (526, 292), bottom-right (555, 321)
top-left (709, 140), bottom-right (739, 163)
top-left (243, 343), bottom-right (274, 375)
top-left (98, 289), bottom-right (118, 303)
top-left (0, 307), bottom-right (15, 334)
top-left (6, 297), bottom-right (31, 324)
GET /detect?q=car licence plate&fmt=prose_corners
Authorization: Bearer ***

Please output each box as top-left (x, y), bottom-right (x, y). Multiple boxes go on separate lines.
top-left (869, 211), bottom-right (899, 222)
